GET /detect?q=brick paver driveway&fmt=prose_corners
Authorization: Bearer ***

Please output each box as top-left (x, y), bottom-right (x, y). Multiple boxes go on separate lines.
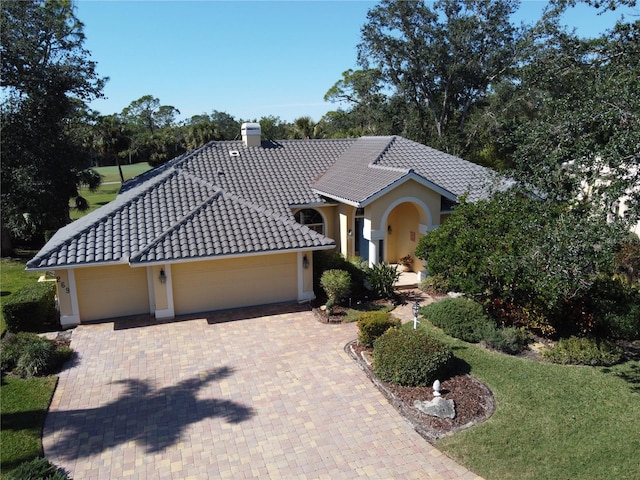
top-left (44, 305), bottom-right (482, 479)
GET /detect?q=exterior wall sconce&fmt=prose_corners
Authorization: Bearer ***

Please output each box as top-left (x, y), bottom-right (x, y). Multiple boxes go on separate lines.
top-left (303, 254), bottom-right (309, 269)
top-left (387, 225), bottom-right (392, 234)
top-left (159, 268), bottom-right (167, 284)
top-left (348, 229), bottom-right (353, 237)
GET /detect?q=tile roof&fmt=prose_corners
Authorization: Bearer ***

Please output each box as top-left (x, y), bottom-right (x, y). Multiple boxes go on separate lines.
top-left (312, 136), bottom-right (506, 204)
top-left (27, 135), bottom-right (504, 270)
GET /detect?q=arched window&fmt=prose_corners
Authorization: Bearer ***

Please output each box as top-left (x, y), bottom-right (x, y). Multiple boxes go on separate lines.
top-left (294, 209), bottom-right (324, 235)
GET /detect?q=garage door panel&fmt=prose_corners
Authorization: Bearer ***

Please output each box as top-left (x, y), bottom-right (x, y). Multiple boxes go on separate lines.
top-left (76, 265), bottom-right (150, 321)
top-left (173, 254), bottom-right (297, 315)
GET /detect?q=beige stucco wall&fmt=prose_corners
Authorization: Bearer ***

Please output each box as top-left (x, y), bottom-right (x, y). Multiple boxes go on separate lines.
top-left (151, 265), bottom-right (169, 311)
top-left (75, 264), bottom-right (150, 322)
top-left (300, 253), bottom-right (312, 295)
top-left (338, 203), bottom-right (356, 257)
top-left (366, 179), bottom-right (440, 230)
top-left (172, 253), bottom-right (298, 315)
top-left (54, 270), bottom-right (73, 320)
top-left (385, 202), bottom-right (420, 263)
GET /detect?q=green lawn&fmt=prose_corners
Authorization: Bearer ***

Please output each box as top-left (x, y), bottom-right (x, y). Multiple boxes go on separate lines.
top-left (70, 162), bottom-right (152, 220)
top-left (95, 162), bottom-right (151, 183)
top-left (0, 256), bottom-right (42, 335)
top-left (0, 376), bottom-right (58, 477)
top-left (411, 321), bottom-right (640, 480)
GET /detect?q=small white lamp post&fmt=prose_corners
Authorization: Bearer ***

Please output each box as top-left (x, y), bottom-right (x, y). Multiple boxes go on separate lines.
top-left (412, 300), bottom-right (420, 330)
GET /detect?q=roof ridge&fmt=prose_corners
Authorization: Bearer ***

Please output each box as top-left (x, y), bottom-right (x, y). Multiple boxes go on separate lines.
top-left (367, 135), bottom-right (396, 165)
top-left (118, 142), bottom-right (210, 193)
top-left (130, 186), bottom-right (328, 264)
top-left (130, 190), bottom-right (223, 263)
top-left (218, 188), bottom-right (319, 235)
top-left (27, 168), bottom-right (179, 267)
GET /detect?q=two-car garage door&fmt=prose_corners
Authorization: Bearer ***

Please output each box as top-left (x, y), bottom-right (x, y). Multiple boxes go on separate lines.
top-left (172, 253), bottom-right (298, 316)
top-left (74, 253), bottom-right (298, 322)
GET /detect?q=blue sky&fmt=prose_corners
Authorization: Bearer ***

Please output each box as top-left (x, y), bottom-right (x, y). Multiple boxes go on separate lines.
top-left (76, 0), bottom-right (636, 123)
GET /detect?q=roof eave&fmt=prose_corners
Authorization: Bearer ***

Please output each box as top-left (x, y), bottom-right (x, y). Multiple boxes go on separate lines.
top-left (313, 171), bottom-right (458, 209)
top-left (129, 243), bottom-right (336, 267)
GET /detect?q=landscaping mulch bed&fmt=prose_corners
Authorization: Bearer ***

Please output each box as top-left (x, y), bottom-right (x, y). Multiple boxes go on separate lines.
top-left (347, 341), bottom-right (496, 443)
top-left (311, 298), bottom-right (397, 324)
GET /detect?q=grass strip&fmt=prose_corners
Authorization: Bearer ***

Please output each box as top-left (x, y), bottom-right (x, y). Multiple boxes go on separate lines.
top-left (0, 376), bottom-right (58, 476)
top-left (411, 322), bottom-right (640, 480)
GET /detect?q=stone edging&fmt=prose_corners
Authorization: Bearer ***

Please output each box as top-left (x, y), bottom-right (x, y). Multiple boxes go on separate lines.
top-left (344, 339), bottom-right (496, 443)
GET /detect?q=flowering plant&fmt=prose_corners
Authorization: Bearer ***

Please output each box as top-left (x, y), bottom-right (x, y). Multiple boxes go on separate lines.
top-left (400, 255), bottom-right (413, 266)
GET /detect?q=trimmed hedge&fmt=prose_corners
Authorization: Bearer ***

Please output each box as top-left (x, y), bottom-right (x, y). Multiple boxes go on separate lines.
top-left (357, 311), bottom-right (400, 347)
top-left (2, 281), bottom-right (57, 333)
top-left (421, 297), bottom-right (494, 343)
top-left (373, 328), bottom-right (452, 387)
top-left (542, 336), bottom-right (623, 366)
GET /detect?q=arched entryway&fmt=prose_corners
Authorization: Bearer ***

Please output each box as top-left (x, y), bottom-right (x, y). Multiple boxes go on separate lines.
top-left (378, 197), bottom-right (433, 271)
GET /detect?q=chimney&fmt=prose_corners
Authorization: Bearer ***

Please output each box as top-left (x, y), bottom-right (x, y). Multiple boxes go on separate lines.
top-left (241, 122), bottom-right (261, 147)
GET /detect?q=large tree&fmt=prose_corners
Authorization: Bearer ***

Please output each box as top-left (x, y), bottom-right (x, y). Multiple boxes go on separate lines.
top-left (415, 191), bottom-right (634, 336)
top-left (1, 0), bottom-right (105, 244)
top-left (119, 95), bottom-right (184, 166)
top-left (356, 0), bottom-right (521, 154)
top-left (515, 19), bottom-right (639, 229)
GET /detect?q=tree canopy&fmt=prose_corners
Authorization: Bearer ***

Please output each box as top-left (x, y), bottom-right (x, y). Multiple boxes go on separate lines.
top-left (1, 0), bottom-right (105, 243)
top-left (415, 192), bottom-right (637, 337)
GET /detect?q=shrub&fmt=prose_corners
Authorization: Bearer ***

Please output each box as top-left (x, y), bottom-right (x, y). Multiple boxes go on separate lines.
top-left (421, 297), bottom-right (494, 343)
top-left (604, 305), bottom-right (640, 340)
top-left (15, 336), bottom-right (56, 377)
top-left (313, 251), bottom-right (368, 298)
top-left (320, 269), bottom-right (351, 309)
top-left (542, 336), bottom-right (623, 366)
top-left (373, 328), bottom-right (453, 387)
top-left (2, 281), bottom-right (57, 332)
top-left (418, 274), bottom-right (449, 295)
top-left (366, 262), bottom-right (400, 299)
top-left (588, 279), bottom-right (640, 340)
top-left (357, 311), bottom-right (400, 347)
top-left (5, 457), bottom-right (69, 480)
top-left (479, 325), bottom-right (531, 355)
top-left (1, 332), bottom-right (72, 377)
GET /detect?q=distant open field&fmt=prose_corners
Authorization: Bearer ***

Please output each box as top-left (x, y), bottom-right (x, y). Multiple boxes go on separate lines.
top-left (96, 162), bottom-right (152, 183)
top-left (70, 163), bottom-right (152, 220)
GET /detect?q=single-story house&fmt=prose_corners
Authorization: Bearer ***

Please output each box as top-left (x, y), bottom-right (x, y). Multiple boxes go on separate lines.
top-left (27, 123), bottom-right (503, 327)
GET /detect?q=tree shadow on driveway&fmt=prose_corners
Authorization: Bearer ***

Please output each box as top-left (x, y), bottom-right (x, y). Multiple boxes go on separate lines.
top-left (44, 366), bottom-right (253, 459)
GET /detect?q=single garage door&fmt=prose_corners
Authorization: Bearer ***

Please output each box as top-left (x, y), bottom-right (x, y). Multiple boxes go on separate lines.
top-left (75, 265), bottom-right (150, 322)
top-left (172, 253), bottom-right (297, 316)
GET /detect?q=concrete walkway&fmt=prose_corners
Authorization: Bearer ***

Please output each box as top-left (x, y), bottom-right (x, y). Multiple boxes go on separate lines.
top-left (44, 303), bottom-right (481, 479)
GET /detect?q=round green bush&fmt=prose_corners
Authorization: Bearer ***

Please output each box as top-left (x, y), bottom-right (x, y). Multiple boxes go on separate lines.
top-left (320, 269), bottom-right (351, 305)
top-left (542, 336), bottom-right (623, 366)
top-left (357, 311), bottom-right (400, 347)
top-left (373, 328), bottom-right (453, 387)
top-left (421, 297), bottom-right (494, 342)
